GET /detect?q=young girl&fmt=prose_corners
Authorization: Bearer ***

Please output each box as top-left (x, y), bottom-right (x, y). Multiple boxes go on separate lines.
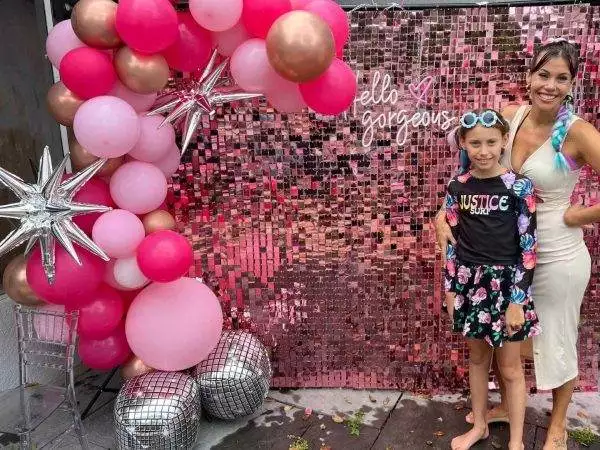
top-left (444, 109), bottom-right (540, 450)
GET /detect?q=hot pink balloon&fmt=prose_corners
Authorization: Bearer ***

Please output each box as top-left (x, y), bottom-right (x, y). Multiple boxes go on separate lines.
top-left (115, 0), bottom-right (179, 54)
top-left (303, 0), bottom-right (349, 52)
top-left (266, 76), bottom-right (306, 113)
top-left (73, 96), bottom-right (141, 158)
top-left (34, 304), bottom-right (69, 343)
top-left (299, 58), bottom-right (357, 115)
top-left (163, 12), bottom-right (212, 72)
top-left (26, 245), bottom-right (106, 308)
top-left (46, 20), bottom-right (86, 68)
top-left (212, 22), bottom-right (250, 57)
top-left (230, 38), bottom-right (278, 93)
top-left (109, 81), bottom-right (158, 113)
top-left (92, 209), bottom-right (145, 258)
top-left (136, 230), bottom-right (193, 282)
top-left (110, 161), bottom-right (168, 214)
top-left (242, 0), bottom-right (292, 39)
top-left (72, 177), bottom-right (114, 235)
top-left (59, 48), bottom-right (116, 100)
top-left (78, 324), bottom-right (131, 370)
top-left (125, 278), bottom-right (223, 371)
top-left (152, 143), bottom-right (181, 178)
top-left (128, 115), bottom-right (175, 162)
top-left (189, 0), bottom-right (242, 32)
top-left (72, 284), bottom-right (124, 340)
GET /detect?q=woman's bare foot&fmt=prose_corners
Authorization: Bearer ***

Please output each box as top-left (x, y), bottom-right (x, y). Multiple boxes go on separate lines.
top-left (508, 442), bottom-right (525, 450)
top-left (542, 429), bottom-right (568, 450)
top-left (465, 406), bottom-right (509, 424)
top-left (451, 426), bottom-right (489, 450)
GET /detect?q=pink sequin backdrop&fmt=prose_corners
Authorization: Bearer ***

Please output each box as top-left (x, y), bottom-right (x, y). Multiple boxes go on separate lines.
top-left (169, 5), bottom-right (600, 392)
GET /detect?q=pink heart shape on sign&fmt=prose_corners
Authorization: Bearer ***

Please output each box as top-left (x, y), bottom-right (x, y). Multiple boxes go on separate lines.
top-left (408, 76), bottom-right (434, 103)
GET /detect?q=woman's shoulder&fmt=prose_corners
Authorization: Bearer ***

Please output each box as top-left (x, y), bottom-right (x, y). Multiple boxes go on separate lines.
top-left (500, 104), bottom-right (524, 123)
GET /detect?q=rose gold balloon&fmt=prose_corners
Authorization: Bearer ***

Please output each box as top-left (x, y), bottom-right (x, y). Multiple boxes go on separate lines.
top-left (70, 139), bottom-right (124, 177)
top-left (266, 11), bottom-right (335, 83)
top-left (114, 47), bottom-right (170, 94)
top-left (2, 255), bottom-right (45, 306)
top-left (142, 210), bottom-right (176, 235)
top-left (46, 82), bottom-right (84, 126)
top-left (120, 356), bottom-right (154, 380)
top-left (71, 0), bottom-right (121, 49)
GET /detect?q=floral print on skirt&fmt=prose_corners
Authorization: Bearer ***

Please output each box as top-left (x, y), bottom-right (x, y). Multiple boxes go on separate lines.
top-left (451, 261), bottom-right (541, 347)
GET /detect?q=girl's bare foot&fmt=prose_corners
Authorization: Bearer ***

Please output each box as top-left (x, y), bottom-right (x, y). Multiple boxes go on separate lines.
top-left (542, 430), bottom-right (568, 450)
top-left (465, 406), bottom-right (509, 424)
top-left (451, 426), bottom-right (489, 450)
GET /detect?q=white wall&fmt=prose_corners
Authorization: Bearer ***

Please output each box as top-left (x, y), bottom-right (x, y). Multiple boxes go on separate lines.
top-left (0, 294), bottom-right (21, 390)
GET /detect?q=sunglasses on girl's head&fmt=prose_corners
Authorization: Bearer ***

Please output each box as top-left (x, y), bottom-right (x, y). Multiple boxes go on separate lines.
top-left (460, 110), bottom-right (500, 129)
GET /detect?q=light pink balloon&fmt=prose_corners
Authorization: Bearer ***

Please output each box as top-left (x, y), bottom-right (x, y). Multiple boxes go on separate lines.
top-left (189, 0), bottom-right (242, 32)
top-left (109, 81), bottom-right (157, 113)
top-left (73, 96), bottom-right (141, 158)
top-left (104, 260), bottom-right (138, 291)
top-left (266, 76), bottom-right (306, 113)
top-left (110, 161), bottom-right (168, 214)
top-left (303, 0), bottom-right (349, 53)
top-left (125, 278), bottom-right (223, 371)
top-left (153, 143), bottom-right (181, 177)
top-left (230, 38), bottom-right (278, 93)
top-left (46, 20), bottom-right (86, 68)
top-left (128, 115), bottom-right (175, 162)
top-left (92, 209), bottom-right (145, 258)
top-left (113, 256), bottom-right (149, 290)
top-left (212, 22), bottom-right (250, 57)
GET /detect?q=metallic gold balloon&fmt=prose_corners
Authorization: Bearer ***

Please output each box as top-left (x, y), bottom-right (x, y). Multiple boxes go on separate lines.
top-left (120, 356), bottom-right (154, 380)
top-left (70, 139), bottom-right (124, 177)
top-left (142, 210), bottom-right (176, 235)
top-left (266, 11), bottom-right (335, 83)
top-left (71, 0), bottom-right (121, 49)
top-left (2, 255), bottom-right (45, 306)
top-left (114, 47), bottom-right (170, 94)
top-left (47, 82), bottom-right (84, 126)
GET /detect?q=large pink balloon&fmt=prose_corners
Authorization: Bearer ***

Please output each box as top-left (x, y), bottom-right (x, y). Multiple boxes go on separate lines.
top-left (303, 0), bottom-right (349, 53)
top-left (92, 209), bottom-right (145, 258)
top-left (26, 245), bottom-right (106, 308)
top-left (73, 96), bottom-right (141, 158)
top-left (230, 38), bottom-right (278, 92)
top-left (78, 323), bottom-right (131, 370)
top-left (266, 76), bottom-right (306, 113)
top-left (46, 20), bottom-right (86, 68)
top-left (59, 48), bottom-right (117, 100)
top-left (152, 143), bottom-right (181, 178)
top-left (212, 22), bottom-right (250, 57)
top-left (189, 0), bottom-right (242, 32)
top-left (109, 81), bottom-right (158, 113)
top-left (72, 284), bottom-right (124, 340)
top-left (242, 0), bottom-right (292, 39)
top-left (125, 278), bottom-right (223, 371)
top-left (128, 115), bottom-right (174, 162)
top-left (115, 0), bottom-right (179, 54)
top-left (299, 58), bottom-right (356, 115)
top-left (72, 177), bottom-right (114, 235)
top-left (163, 12), bottom-right (212, 72)
top-left (110, 161), bottom-right (168, 214)
top-left (136, 230), bottom-right (193, 282)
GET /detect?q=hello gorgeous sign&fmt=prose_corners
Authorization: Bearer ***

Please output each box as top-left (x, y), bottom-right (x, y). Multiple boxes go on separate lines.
top-left (350, 70), bottom-right (457, 147)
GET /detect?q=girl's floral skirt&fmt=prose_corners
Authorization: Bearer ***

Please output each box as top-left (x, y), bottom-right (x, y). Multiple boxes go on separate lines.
top-left (451, 261), bottom-right (541, 347)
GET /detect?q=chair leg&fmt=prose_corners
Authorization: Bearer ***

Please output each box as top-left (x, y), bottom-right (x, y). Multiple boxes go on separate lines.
top-left (19, 431), bottom-right (32, 450)
top-left (68, 390), bottom-right (90, 450)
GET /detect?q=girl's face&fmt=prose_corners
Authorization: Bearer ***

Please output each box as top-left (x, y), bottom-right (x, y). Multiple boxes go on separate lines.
top-left (459, 125), bottom-right (507, 173)
top-left (526, 56), bottom-right (574, 112)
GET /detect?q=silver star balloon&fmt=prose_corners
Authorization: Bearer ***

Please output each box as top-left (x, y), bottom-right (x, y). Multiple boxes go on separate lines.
top-left (0, 146), bottom-right (111, 283)
top-left (148, 50), bottom-right (263, 155)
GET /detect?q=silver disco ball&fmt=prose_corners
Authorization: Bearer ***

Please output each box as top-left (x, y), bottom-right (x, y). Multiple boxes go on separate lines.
top-left (193, 330), bottom-right (272, 420)
top-left (114, 371), bottom-right (201, 449)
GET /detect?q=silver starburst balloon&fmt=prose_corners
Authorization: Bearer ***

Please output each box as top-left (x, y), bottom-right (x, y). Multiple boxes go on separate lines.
top-left (148, 50), bottom-right (263, 155)
top-left (0, 146), bottom-right (110, 283)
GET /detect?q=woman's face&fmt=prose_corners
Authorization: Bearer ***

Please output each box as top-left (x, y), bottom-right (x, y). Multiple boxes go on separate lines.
top-left (526, 55), bottom-right (574, 112)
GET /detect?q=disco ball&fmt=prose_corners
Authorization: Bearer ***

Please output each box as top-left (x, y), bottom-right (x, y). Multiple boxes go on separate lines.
top-left (193, 330), bottom-right (272, 420)
top-left (114, 371), bottom-right (201, 449)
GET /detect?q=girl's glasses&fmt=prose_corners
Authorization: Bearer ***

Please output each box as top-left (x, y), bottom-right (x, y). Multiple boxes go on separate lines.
top-left (460, 110), bottom-right (500, 129)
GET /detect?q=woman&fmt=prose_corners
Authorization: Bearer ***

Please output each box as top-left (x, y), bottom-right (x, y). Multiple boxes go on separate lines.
top-left (435, 39), bottom-right (600, 450)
